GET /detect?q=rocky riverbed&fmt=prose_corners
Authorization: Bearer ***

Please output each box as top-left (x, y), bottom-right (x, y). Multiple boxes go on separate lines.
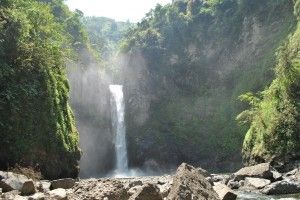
top-left (1, 163), bottom-right (300, 199)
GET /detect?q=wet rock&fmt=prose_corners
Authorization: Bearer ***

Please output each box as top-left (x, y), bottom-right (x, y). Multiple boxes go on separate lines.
top-left (261, 180), bottom-right (300, 195)
top-left (48, 188), bottom-right (67, 200)
top-left (234, 163), bottom-right (274, 181)
top-left (0, 171), bottom-right (30, 192)
top-left (213, 183), bottom-right (237, 200)
top-left (244, 177), bottom-right (271, 189)
top-left (21, 180), bottom-right (36, 196)
top-left (167, 163), bottom-right (219, 200)
top-left (129, 183), bottom-right (162, 200)
top-left (28, 192), bottom-right (46, 200)
top-left (50, 178), bottom-right (75, 189)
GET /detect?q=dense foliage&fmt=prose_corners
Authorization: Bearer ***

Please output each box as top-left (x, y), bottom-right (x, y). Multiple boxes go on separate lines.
top-left (0, 0), bottom-right (85, 179)
top-left (121, 0), bottom-right (296, 171)
top-left (239, 0), bottom-right (300, 165)
top-left (83, 17), bottom-right (133, 61)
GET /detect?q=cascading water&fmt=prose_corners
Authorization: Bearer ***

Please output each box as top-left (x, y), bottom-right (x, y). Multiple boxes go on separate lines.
top-left (109, 85), bottom-right (128, 176)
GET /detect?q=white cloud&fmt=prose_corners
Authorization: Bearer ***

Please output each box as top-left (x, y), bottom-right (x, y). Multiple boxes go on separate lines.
top-left (65, 0), bottom-right (171, 22)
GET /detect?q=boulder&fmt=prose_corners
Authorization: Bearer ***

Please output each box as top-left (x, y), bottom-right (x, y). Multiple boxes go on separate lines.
top-left (285, 169), bottom-right (298, 177)
top-left (167, 163), bottom-right (219, 200)
top-left (227, 180), bottom-right (239, 189)
top-left (48, 188), bottom-right (67, 200)
top-left (50, 178), bottom-right (75, 189)
top-left (28, 192), bottom-right (46, 200)
top-left (244, 177), bottom-right (271, 189)
top-left (211, 174), bottom-right (231, 185)
top-left (129, 183), bottom-right (162, 200)
top-left (271, 170), bottom-right (282, 181)
top-left (21, 180), bottom-right (36, 196)
top-left (234, 163), bottom-right (274, 181)
top-left (262, 180), bottom-right (300, 195)
top-left (296, 170), bottom-right (300, 181)
top-left (37, 181), bottom-right (51, 192)
top-left (129, 180), bottom-right (143, 188)
top-left (0, 171), bottom-right (30, 192)
top-left (213, 183), bottom-right (237, 200)
top-left (197, 167), bottom-right (210, 177)
top-left (1, 190), bottom-right (21, 200)
top-left (157, 180), bottom-right (172, 198)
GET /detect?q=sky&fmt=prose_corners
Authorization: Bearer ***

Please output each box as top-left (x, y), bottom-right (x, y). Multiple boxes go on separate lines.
top-left (65, 0), bottom-right (172, 22)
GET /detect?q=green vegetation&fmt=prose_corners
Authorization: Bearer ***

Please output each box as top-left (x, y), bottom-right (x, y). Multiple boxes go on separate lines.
top-left (0, 0), bottom-right (86, 179)
top-left (238, 0), bottom-right (300, 165)
top-left (83, 17), bottom-right (134, 60)
top-left (121, 0), bottom-right (296, 170)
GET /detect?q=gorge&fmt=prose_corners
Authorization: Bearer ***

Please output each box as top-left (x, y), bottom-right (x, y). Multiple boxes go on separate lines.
top-left (0, 0), bottom-right (300, 199)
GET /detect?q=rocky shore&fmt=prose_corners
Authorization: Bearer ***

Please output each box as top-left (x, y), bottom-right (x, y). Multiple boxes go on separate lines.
top-left (1, 163), bottom-right (300, 200)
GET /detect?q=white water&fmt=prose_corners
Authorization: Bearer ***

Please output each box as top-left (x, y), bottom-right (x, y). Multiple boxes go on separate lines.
top-left (109, 85), bottom-right (129, 176)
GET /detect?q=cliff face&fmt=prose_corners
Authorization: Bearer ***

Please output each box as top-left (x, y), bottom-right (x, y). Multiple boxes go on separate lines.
top-left (121, 0), bottom-right (296, 171)
top-left (240, 0), bottom-right (300, 167)
top-left (0, 0), bottom-right (81, 179)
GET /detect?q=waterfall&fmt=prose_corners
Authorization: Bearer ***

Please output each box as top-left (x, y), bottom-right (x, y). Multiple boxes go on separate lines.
top-left (109, 85), bottom-right (128, 175)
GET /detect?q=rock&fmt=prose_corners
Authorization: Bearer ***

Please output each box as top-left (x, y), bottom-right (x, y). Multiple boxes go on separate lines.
top-left (244, 177), bottom-right (271, 189)
top-left (68, 179), bottom-right (129, 200)
top-left (262, 180), bottom-right (300, 195)
top-left (197, 167), bottom-right (210, 177)
top-left (271, 170), bottom-right (282, 181)
top-left (37, 181), bottom-right (51, 192)
top-left (167, 163), bottom-right (219, 200)
top-left (28, 192), bottom-right (46, 200)
top-left (211, 174), bottom-right (231, 185)
top-left (128, 185), bottom-right (143, 196)
top-left (48, 188), bottom-right (67, 200)
top-left (50, 178), bottom-right (75, 189)
top-left (1, 190), bottom-right (21, 200)
top-left (227, 180), bottom-right (239, 189)
top-left (285, 168), bottom-right (298, 177)
top-left (0, 171), bottom-right (30, 192)
top-left (157, 181), bottom-right (172, 198)
top-left (234, 163), bottom-right (274, 181)
top-left (129, 183), bottom-right (162, 200)
top-left (213, 183), bottom-right (237, 200)
top-left (129, 180), bottom-right (143, 188)
top-left (296, 170), bottom-right (300, 181)
top-left (21, 180), bottom-right (36, 196)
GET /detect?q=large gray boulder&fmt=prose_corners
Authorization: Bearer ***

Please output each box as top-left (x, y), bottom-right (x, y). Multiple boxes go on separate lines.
top-left (244, 177), bottom-right (271, 189)
top-left (129, 183), bottom-right (162, 200)
top-left (50, 178), bottom-right (75, 189)
top-left (213, 183), bottom-right (237, 200)
top-left (167, 163), bottom-right (219, 200)
top-left (262, 180), bottom-right (300, 195)
top-left (234, 163), bottom-right (274, 181)
top-left (0, 171), bottom-right (30, 192)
